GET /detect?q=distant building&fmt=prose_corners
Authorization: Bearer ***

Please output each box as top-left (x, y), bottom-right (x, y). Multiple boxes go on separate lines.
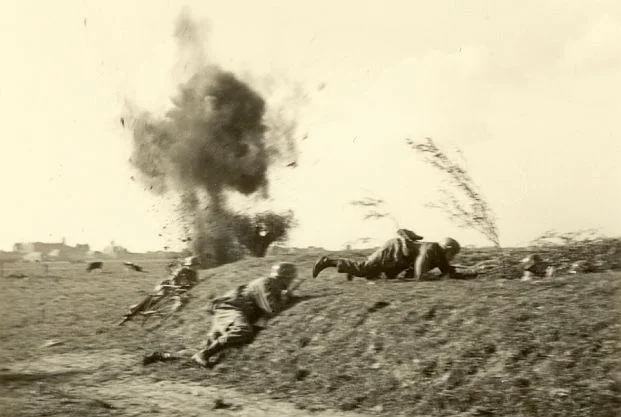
top-left (12, 238), bottom-right (90, 261)
top-left (23, 252), bottom-right (43, 262)
top-left (0, 251), bottom-right (20, 262)
top-left (102, 241), bottom-right (130, 258)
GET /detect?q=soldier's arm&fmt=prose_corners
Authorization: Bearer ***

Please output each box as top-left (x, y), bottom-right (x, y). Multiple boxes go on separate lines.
top-left (266, 278), bottom-right (297, 317)
top-left (167, 267), bottom-right (181, 285)
top-left (435, 245), bottom-right (456, 278)
top-left (434, 246), bottom-right (477, 279)
top-left (268, 292), bottom-right (285, 317)
top-left (413, 251), bottom-right (430, 280)
top-left (246, 278), bottom-right (279, 319)
top-left (416, 243), bottom-right (456, 280)
top-left (269, 281), bottom-right (293, 315)
top-left (186, 269), bottom-right (198, 286)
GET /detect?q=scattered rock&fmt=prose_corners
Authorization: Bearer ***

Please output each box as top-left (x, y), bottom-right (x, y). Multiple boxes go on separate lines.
top-left (298, 336), bottom-right (311, 348)
top-left (41, 340), bottom-right (63, 348)
top-left (90, 399), bottom-right (115, 409)
top-left (514, 377), bottom-right (530, 387)
top-left (142, 351), bottom-right (179, 366)
top-left (369, 340), bottom-right (384, 353)
top-left (368, 301), bottom-right (390, 313)
top-left (294, 368), bottom-right (310, 381)
top-left (569, 260), bottom-right (595, 274)
top-left (212, 398), bottom-right (233, 409)
top-left (549, 387), bottom-right (570, 397)
top-left (372, 404), bottom-right (384, 412)
top-left (339, 395), bottom-right (366, 411)
top-left (307, 404), bottom-right (327, 412)
top-left (471, 406), bottom-right (495, 416)
top-left (422, 306), bottom-right (437, 320)
top-left (483, 343), bottom-right (497, 355)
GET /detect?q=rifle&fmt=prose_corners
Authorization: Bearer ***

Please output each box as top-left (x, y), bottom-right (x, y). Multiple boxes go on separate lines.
top-left (117, 283), bottom-right (185, 326)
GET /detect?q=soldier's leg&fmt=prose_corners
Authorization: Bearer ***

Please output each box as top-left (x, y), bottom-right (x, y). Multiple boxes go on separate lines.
top-left (355, 247), bottom-right (388, 280)
top-left (313, 256), bottom-right (378, 280)
top-left (312, 256), bottom-right (338, 278)
top-left (313, 245), bottom-right (389, 280)
top-left (192, 309), bottom-right (254, 366)
top-left (384, 266), bottom-right (403, 280)
top-left (335, 259), bottom-right (377, 278)
top-left (127, 293), bottom-right (157, 316)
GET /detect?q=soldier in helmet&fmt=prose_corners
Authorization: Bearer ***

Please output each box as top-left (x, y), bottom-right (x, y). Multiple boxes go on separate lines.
top-left (169, 256), bottom-right (200, 288)
top-left (313, 234), bottom-right (476, 281)
top-left (312, 229), bottom-right (424, 281)
top-left (118, 255), bottom-right (201, 325)
top-left (520, 254), bottom-right (552, 280)
top-left (191, 262), bottom-right (299, 367)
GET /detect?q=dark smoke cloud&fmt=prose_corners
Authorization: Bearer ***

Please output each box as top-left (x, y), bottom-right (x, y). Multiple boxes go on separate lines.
top-left (126, 11), bottom-right (295, 264)
top-left (130, 70), bottom-right (270, 198)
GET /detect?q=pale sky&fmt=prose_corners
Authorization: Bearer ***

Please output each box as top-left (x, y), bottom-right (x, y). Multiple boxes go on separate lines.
top-left (1, 0), bottom-right (620, 252)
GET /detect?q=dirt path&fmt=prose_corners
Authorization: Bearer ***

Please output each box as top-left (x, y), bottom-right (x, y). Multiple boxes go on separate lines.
top-left (1, 350), bottom-right (375, 417)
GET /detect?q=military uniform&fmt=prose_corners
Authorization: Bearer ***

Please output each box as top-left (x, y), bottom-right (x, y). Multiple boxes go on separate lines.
top-left (520, 254), bottom-right (550, 280)
top-left (336, 237), bottom-right (420, 279)
top-left (120, 256), bottom-right (200, 324)
top-left (313, 235), bottom-right (470, 281)
top-left (166, 265), bottom-right (198, 289)
top-left (192, 262), bottom-right (297, 366)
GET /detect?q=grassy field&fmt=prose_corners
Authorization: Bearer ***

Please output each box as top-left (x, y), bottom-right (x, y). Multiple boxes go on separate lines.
top-left (1, 245), bottom-right (620, 417)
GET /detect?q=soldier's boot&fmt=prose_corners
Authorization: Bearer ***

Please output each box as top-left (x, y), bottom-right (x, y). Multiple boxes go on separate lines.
top-left (142, 351), bottom-right (175, 366)
top-left (191, 341), bottom-right (224, 367)
top-left (312, 256), bottom-right (337, 278)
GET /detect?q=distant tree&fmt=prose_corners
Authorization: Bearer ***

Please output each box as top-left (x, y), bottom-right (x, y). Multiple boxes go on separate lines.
top-left (231, 210), bottom-right (296, 257)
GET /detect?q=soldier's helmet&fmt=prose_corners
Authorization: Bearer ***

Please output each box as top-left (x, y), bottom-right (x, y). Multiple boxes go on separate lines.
top-left (521, 254), bottom-right (543, 270)
top-left (183, 256), bottom-right (201, 267)
top-left (269, 262), bottom-right (298, 280)
top-left (440, 237), bottom-right (461, 254)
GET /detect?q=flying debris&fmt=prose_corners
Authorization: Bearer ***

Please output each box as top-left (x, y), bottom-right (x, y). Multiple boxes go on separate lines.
top-left (124, 262), bottom-right (146, 272)
top-left (126, 11), bottom-right (300, 265)
top-left (87, 261), bottom-right (103, 272)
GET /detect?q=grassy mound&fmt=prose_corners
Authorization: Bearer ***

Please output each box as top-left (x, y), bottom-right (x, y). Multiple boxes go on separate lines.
top-left (151, 250), bottom-right (621, 417)
top-left (1, 244), bottom-right (619, 417)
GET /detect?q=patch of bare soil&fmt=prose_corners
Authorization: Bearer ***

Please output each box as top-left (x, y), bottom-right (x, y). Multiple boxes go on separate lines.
top-left (0, 350), bottom-right (373, 417)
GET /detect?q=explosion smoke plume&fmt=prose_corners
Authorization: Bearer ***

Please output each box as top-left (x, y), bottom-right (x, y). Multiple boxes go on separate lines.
top-left (126, 11), bottom-right (296, 264)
